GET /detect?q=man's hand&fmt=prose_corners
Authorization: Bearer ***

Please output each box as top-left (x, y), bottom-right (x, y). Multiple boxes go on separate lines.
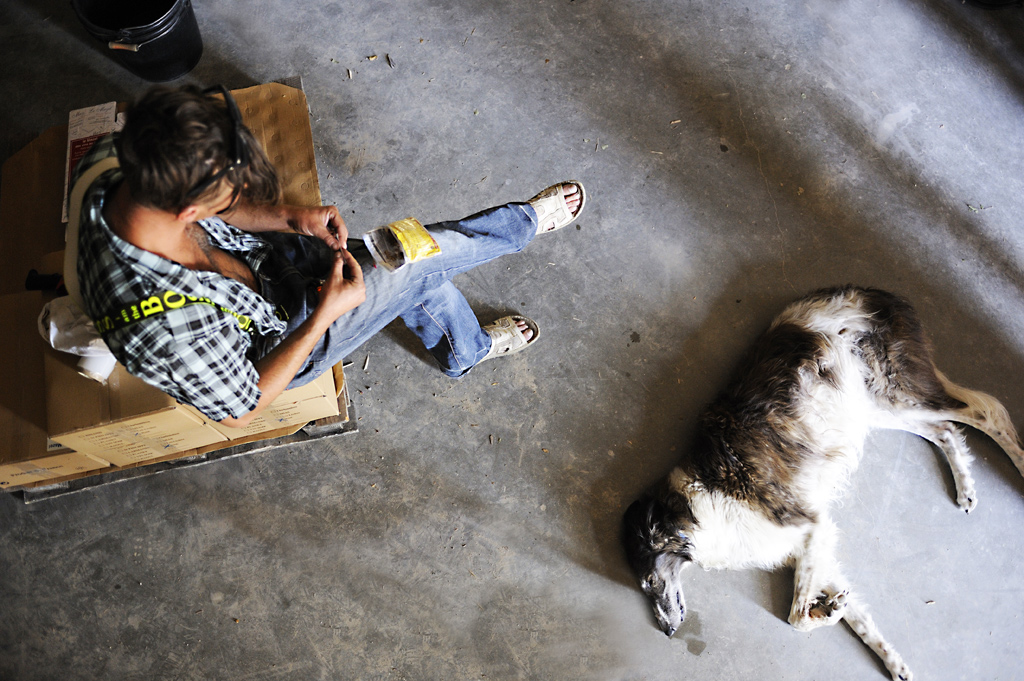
top-left (219, 202), bottom-right (349, 250)
top-left (317, 247), bottom-right (366, 321)
top-left (219, 247), bottom-right (364, 429)
top-left (286, 205), bottom-right (349, 250)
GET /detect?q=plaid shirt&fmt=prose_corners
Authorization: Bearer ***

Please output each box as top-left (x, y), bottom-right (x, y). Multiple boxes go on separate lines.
top-left (73, 134), bottom-right (287, 421)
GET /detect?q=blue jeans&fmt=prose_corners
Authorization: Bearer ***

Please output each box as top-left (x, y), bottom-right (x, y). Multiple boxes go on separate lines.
top-left (257, 202), bottom-right (539, 387)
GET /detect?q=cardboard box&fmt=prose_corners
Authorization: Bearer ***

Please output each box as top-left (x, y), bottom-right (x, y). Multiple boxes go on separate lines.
top-left (44, 352), bottom-right (344, 467)
top-left (0, 129), bottom-right (67, 297)
top-left (206, 364), bottom-right (346, 441)
top-left (44, 349), bottom-right (228, 466)
top-left (0, 292), bottom-right (111, 488)
top-left (0, 82), bottom-right (347, 487)
top-left (0, 451), bottom-right (111, 489)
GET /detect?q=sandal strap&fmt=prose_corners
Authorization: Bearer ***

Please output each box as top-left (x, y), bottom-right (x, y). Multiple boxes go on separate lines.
top-left (481, 315), bottom-right (539, 361)
top-left (528, 181), bottom-right (586, 233)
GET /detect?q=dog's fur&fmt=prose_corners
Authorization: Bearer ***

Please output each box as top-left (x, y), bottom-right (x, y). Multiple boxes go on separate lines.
top-left (622, 286), bottom-right (1024, 681)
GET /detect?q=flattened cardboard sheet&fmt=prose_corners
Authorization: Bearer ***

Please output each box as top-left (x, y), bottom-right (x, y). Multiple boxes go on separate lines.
top-left (233, 82), bottom-right (322, 207)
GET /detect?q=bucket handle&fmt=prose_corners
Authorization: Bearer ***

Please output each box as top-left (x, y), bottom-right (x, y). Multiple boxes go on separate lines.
top-left (94, 0), bottom-right (194, 53)
top-left (106, 26), bottom-right (154, 52)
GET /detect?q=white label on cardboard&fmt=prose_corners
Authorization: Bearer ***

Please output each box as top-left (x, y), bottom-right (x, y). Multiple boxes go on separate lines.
top-left (63, 102), bottom-right (120, 223)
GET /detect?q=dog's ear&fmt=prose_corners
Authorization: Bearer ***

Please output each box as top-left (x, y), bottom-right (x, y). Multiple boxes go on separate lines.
top-left (623, 495), bottom-right (694, 566)
top-left (622, 496), bottom-right (658, 571)
top-left (651, 497), bottom-right (692, 561)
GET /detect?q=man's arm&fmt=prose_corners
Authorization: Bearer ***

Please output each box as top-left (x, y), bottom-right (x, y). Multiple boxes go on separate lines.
top-left (222, 202), bottom-right (349, 251)
top-left (218, 247), bottom-right (365, 428)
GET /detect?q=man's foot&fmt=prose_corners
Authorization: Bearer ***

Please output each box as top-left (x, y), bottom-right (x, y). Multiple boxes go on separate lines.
top-left (528, 181), bottom-right (587, 234)
top-left (479, 315), bottom-right (539, 363)
top-left (512, 318), bottom-right (534, 342)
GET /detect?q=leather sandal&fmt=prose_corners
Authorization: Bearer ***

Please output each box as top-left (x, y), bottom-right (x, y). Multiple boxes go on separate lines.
top-left (528, 181), bottom-right (587, 234)
top-left (479, 315), bottom-right (540, 362)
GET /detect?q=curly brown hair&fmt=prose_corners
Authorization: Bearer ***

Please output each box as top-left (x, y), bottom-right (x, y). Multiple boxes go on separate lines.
top-left (115, 84), bottom-right (282, 213)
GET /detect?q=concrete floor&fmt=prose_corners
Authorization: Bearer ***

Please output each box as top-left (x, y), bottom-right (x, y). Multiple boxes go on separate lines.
top-left (2, 0), bottom-right (1024, 679)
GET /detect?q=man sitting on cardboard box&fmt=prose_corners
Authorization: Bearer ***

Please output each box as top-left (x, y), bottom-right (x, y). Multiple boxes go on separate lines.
top-left (71, 85), bottom-right (585, 427)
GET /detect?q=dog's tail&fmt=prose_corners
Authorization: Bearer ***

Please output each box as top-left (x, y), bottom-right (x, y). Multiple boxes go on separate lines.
top-left (936, 370), bottom-right (1024, 480)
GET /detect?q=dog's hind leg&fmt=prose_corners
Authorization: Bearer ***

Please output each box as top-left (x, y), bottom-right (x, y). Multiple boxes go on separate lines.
top-left (842, 594), bottom-right (913, 681)
top-left (936, 371), bottom-right (1024, 479)
top-left (789, 519), bottom-right (849, 632)
top-left (899, 418), bottom-right (978, 513)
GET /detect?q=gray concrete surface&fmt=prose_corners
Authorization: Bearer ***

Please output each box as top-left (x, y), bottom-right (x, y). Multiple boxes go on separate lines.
top-left (2, 0), bottom-right (1024, 679)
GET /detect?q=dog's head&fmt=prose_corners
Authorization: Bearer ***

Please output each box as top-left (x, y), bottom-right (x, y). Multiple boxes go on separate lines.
top-left (622, 494), bottom-right (696, 637)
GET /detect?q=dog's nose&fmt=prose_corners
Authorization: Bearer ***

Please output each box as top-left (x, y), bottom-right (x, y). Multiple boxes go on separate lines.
top-left (663, 625), bottom-right (678, 637)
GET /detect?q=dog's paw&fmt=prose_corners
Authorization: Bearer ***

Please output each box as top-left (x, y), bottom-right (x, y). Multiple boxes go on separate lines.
top-left (952, 473), bottom-right (978, 513)
top-left (809, 588), bottom-right (848, 620)
top-left (790, 588), bottom-right (848, 631)
top-left (957, 488), bottom-right (978, 514)
top-left (888, 659), bottom-right (912, 681)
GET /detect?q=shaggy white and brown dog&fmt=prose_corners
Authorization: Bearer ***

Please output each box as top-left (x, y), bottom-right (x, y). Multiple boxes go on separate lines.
top-left (622, 286), bottom-right (1024, 681)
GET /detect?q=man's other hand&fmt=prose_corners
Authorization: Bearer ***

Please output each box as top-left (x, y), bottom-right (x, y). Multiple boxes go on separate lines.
top-left (318, 247), bottom-right (365, 320)
top-left (287, 205), bottom-right (348, 250)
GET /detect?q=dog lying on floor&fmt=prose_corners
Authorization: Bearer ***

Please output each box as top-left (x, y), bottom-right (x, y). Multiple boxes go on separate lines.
top-left (622, 285), bottom-right (1024, 681)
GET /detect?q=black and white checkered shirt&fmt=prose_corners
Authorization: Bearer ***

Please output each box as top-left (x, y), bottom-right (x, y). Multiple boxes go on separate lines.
top-left (73, 134), bottom-right (288, 421)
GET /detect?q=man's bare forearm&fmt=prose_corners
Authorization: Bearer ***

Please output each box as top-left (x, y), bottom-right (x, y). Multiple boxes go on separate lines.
top-left (220, 202), bottom-right (293, 233)
top-left (222, 202), bottom-right (348, 250)
top-left (217, 309), bottom-right (335, 428)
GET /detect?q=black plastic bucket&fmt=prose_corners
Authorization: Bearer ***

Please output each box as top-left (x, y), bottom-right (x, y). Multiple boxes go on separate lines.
top-left (71, 0), bottom-right (203, 82)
